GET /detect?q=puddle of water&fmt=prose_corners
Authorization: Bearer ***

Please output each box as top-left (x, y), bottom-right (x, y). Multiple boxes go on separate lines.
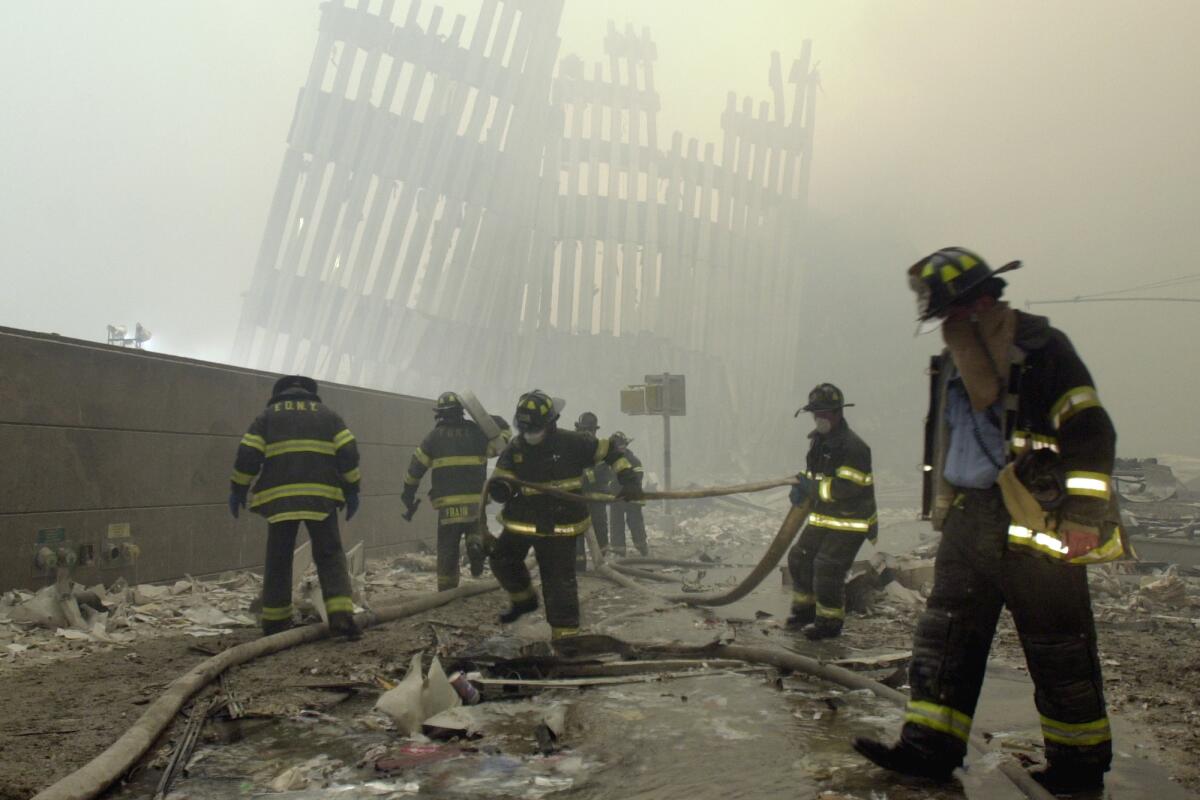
top-left (124, 673), bottom-right (918, 800)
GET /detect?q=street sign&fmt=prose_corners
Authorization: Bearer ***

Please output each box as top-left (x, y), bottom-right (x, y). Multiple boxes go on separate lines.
top-left (622, 373), bottom-right (686, 416)
top-left (621, 373), bottom-right (686, 508)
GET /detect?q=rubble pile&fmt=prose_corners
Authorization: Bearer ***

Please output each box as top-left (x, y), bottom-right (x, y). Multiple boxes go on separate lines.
top-left (0, 553), bottom-right (442, 672)
top-left (1089, 563), bottom-right (1200, 622)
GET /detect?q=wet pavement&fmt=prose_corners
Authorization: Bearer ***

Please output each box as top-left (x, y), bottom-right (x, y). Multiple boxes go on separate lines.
top-left (116, 513), bottom-right (1193, 799)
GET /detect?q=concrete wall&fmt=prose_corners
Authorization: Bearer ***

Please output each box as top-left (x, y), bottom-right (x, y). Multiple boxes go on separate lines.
top-left (0, 326), bottom-right (438, 591)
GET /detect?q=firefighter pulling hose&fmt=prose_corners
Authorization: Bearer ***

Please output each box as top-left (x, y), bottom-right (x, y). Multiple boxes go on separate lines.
top-left (475, 473), bottom-right (811, 607)
top-left (476, 381), bottom-right (876, 613)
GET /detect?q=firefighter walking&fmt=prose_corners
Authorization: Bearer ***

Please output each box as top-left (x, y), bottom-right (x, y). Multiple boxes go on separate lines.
top-left (573, 411), bottom-right (611, 569)
top-left (854, 247), bottom-right (1121, 794)
top-left (401, 392), bottom-right (510, 591)
top-left (786, 384), bottom-right (877, 640)
top-left (607, 431), bottom-right (649, 556)
top-left (487, 391), bottom-right (641, 640)
top-left (229, 375), bottom-right (362, 640)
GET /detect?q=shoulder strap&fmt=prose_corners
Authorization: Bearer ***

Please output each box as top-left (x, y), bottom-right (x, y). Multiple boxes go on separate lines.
top-left (1002, 346), bottom-right (1028, 456)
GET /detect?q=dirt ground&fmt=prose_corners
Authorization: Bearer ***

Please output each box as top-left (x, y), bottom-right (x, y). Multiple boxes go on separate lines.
top-left (3, 532), bottom-right (1199, 799)
top-left (0, 579), bottom-right (509, 800)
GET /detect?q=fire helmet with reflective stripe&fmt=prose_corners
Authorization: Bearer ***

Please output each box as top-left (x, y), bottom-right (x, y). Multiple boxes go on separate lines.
top-left (798, 383), bottom-right (854, 415)
top-left (434, 391), bottom-right (464, 417)
top-left (515, 390), bottom-right (559, 433)
top-left (610, 430), bottom-right (633, 448)
top-left (907, 246), bottom-right (1022, 320)
top-left (575, 411), bottom-right (599, 432)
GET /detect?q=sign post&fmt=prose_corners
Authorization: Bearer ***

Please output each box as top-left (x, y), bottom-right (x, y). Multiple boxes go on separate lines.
top-left (620, 373), bottom-right (686, 533)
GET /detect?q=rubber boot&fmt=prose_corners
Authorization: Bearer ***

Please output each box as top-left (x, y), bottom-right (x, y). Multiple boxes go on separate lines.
top-left (499, 595), bottom-right (539, 624)
top-left (328, 611), bottom-right (362, 641)
top-left (804, 618), bottom-right (844, 640)
top-left (1030, 763), bottom-right (1106, 794)
top-left (852, 737), bottom-right (959, 781)
top-left (785, 606), bottom-right (816, 630)
top-left (262, 619), bottom-right (293, 637)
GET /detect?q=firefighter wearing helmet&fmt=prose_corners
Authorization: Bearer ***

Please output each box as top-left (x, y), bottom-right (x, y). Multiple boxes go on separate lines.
top-left (487, 391), bottom-right (641, 639)
top-left (573, 410), bottom-right (612, 570)
top-left (401, 391), bottom-right (511, 590)
top-left (854, 247), bottom-right (1120, 794)
top-left (786, 383), bottom-right (877, 640)
top-left (607, 431), bottom-right (649, 556)
top-left (229, 375), bottom-right (362, 640)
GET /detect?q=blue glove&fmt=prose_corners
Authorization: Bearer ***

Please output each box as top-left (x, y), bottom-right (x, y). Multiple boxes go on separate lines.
top-left (228, 492), bottom-right (246, 519)
top-left (345, 492), bottom-right (360, 521)
top-left (790, 474), bottom-right (815, 506)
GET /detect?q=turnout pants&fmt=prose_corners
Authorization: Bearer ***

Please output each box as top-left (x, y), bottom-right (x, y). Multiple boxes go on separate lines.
top-left (436, 510), bottom-right (484, 590)
top-left (787, 525), bottom-right (866, 627)
top-left (901, 487), bottom-right (1111, 771)
top-left (491, 531), bottom-right (581, 639)
top-left (261, 515), bottom-right (354, 630)
top-left (575, 502), bottom-right (610, 567)
top-left (609, 501), bottom-right (647, 555)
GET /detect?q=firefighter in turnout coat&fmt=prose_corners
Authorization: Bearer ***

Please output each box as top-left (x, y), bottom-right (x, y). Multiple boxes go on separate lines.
top-left (488, 391), bottom-right (641, 639)
top-left (786, 384), bottom-right (877, 640)
top-left (402, 392), bottom-right (511, 590)
top-left (854, 247), bottom-right (1120, 795)
top-left (573, 411), bottom-right (611, 569)
top-left (607, 431), bottom-right (649, 556)
top-left (229, 375), bottom-right (361, 640)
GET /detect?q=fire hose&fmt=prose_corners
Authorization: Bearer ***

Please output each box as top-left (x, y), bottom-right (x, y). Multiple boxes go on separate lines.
top-left (477, 475), bottom-right (809, 607)
top-left (31, 582), bottom-right (501, 800)
top-left (478, 476), bottom-right (1053, 799)
top-left (38, 476), bottom-right (1051, 800)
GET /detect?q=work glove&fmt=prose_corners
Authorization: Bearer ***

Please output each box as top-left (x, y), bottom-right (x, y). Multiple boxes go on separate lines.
top-left (790, 473), bottom-right (815, 506)
top-left (618, 482), bottom-right (644, 502)
top-left (401, 491), bottom-right (419, 518)
top-left (345, 492), bottom-right (360, 521)
top-left (489, 480), bottom-right (515, 503)
top-left (228, 492), bottom-right (246, 519)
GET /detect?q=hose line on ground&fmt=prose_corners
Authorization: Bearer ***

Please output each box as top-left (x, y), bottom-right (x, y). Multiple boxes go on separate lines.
top-left (32, 582), bottom-right (500, 800)
top-left (633, 641), bottom-right (1054, 800)
top-left (477, 476), bottom-right (1052, 798)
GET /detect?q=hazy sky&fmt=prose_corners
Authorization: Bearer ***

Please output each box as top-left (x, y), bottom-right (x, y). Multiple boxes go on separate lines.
top-left (2, 1), bottom-right (1198, 457)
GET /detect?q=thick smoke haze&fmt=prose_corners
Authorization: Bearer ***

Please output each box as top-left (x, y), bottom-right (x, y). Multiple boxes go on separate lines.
top-left (2, 1), bottom-right (1198, 468)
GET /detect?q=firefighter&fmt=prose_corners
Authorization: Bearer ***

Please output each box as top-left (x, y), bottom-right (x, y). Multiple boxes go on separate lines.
top-left (229, 375), bottom-right (362, 640)
top-left (607, 431), bottom-right (649, 556)
top-left (573, 410), bottom-right (612, 569)
top-left (488, 391), bottom-right (641, 640)
top-left (401, 392), bottom-right (511, 591)
top-left (854, 247), bottom-right (1121, 794)
top-left (785, 384), bottom-right (877, 640)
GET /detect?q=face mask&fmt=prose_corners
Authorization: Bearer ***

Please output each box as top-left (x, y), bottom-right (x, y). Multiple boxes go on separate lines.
top-left (524, 429), bottom-right (547, 445)
top-left (813, 417), bottom-right (833, 435)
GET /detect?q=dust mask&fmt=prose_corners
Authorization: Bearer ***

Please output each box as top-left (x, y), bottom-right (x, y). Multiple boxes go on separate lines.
top-left (524, 429), bottom-right (547, 445)
top-left (813, 417), bottom-right (834, 435)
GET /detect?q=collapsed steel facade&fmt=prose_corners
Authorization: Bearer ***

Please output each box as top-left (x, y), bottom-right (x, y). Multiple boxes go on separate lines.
top-left (232, 0), bottom-right (817, 475)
